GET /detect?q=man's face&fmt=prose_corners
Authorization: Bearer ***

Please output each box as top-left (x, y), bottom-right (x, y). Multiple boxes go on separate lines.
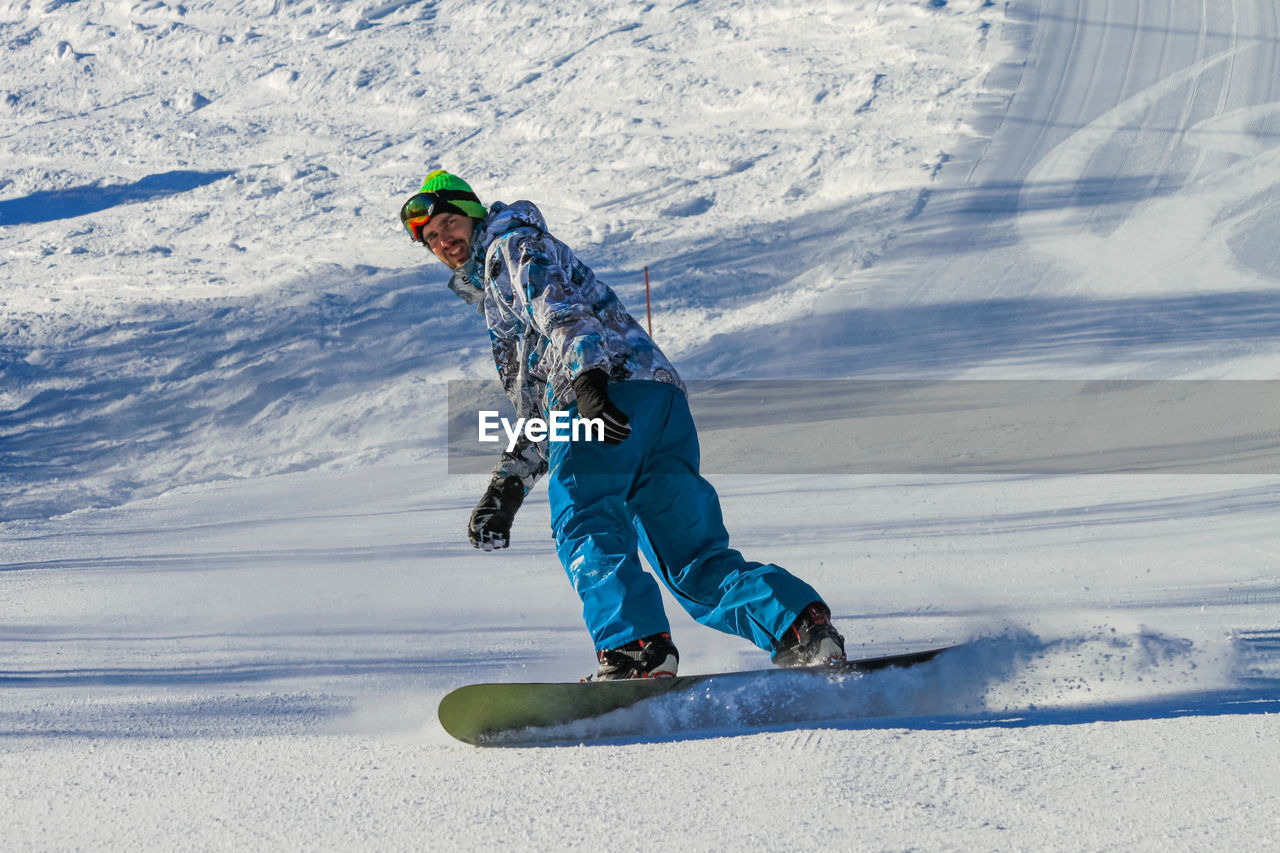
top-left (421, 213), bottom-right (475, 270)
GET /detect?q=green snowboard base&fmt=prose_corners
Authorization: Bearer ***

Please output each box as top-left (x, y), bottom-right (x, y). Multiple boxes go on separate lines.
top-left (438, 645), bottom-right (958, 745)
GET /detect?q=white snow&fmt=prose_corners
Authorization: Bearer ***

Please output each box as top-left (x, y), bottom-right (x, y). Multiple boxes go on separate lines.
top-left (3, 0), bottom-right (1280, 848)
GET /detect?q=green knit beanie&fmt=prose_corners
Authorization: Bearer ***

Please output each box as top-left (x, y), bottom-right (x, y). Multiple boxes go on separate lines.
top-left (419, 170), bottom-right (487, 219)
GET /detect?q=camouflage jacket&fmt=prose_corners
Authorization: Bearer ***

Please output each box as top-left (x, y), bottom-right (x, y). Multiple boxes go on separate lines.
top-left (447, 200), bottom-right (685, 493)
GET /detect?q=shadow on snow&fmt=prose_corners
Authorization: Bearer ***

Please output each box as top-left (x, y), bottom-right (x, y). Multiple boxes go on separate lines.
top-left (0, 170), bottom-right (235, 225)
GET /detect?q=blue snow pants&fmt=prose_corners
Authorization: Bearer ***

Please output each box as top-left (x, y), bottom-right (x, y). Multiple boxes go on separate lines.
top-left (546, 380), bottom-right (822, 653)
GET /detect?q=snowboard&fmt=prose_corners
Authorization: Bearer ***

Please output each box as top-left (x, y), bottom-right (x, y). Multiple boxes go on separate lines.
top-left (438, 644), bottom-right (959, 745)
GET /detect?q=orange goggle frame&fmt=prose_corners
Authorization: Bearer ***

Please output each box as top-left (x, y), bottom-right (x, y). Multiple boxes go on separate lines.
top-left (399, 190), bottom-right (476, 242)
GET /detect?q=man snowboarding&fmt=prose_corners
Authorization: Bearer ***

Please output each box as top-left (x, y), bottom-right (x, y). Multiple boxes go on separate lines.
top-left (401, 170), bottom-right (846, 680)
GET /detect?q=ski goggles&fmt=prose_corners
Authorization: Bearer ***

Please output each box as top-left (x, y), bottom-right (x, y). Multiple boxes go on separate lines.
top-left (398, 190), bottom-right (476, 242)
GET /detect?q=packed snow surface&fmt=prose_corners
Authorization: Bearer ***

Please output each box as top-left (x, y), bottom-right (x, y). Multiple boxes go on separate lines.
top-left (3, 0), bottom-right (1280, 848)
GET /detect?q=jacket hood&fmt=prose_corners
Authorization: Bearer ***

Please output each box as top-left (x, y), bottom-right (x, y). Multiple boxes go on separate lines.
top-left (477, 199), bottom-right (546, 242)
top-left (446, 200), bottom-right (547, 311)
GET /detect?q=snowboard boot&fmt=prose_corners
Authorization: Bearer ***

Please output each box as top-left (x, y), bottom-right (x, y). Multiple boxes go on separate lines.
top-left (771, 602), bottom-right (847, 668)
top-left (591, 632), bottom-right (679, 680)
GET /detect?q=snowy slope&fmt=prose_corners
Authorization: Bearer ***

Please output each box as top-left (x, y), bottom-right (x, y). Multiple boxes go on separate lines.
top-left (3, 0), bottom-right (1280, 849)
top-left (1, 0), bottom-right (995, 519)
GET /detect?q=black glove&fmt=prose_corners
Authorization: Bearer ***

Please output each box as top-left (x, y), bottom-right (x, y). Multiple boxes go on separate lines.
top-left (468, 475), bottom-right (525, 551)
top-left (571, 368), bottom-right (631, 445)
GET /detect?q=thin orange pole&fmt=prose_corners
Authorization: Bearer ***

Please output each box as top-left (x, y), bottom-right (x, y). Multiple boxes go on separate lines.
top-left (644, 266), bottom-right (653, 337)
